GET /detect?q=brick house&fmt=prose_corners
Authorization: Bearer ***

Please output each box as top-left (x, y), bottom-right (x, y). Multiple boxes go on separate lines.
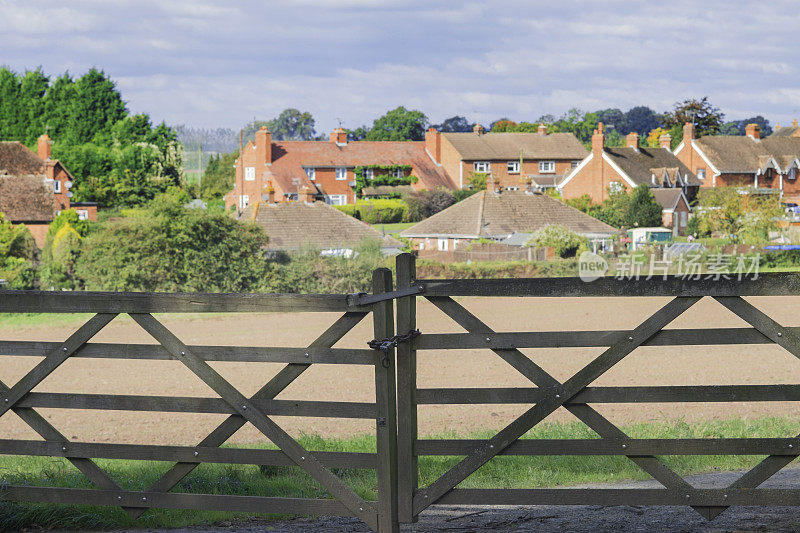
top-left (772, 118), bottom-right (800, 138)
top-left (673, 122), bottom-right (800, 201)
top-left (400, 189), bottom-right (616, 255)
top-left (559, 123), bottom-right (700, 205)
top-left (225, 127), bottom-right (454, 211)
top-left (650, 188), bottom-right (692, 236)
top-left (0, 135), bottom-right (97, 246)
top-left (240, 190), bottom-right (403, 255)
top-left (424, 123), bottom-right (587, 191)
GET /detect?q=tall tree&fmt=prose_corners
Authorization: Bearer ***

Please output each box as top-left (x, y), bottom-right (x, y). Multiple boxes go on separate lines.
top-left (43, 72), bottom-right (76, 142)
top-left (267, 108), bottom-right (317, 140)
top-left (624, 185), bottom-right (663, 228)
top-left (365, 106), bottom-right (428, 141)
top-left (720, 116), bottom-right (773, 137)
top-left (433, 115), bottom-right (474, 132)
top-left (662, 97), bottom-right (724, 136)
top-left (624, 106), bottom-right (661, 136)
top-left (19, 69), bottom-right (49, 145)
top-left (68, 68), bottom-right (127, 144)
top-left (0, 68), bottom-right (21, 140)
top-left (595, 108), bottom-right (626, 134)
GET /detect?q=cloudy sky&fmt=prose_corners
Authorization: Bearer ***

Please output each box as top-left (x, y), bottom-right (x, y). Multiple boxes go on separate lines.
top-left (2, 0), bottom-right (799, 133)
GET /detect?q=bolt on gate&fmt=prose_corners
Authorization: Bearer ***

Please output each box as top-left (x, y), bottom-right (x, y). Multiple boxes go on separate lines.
top-left (393, 253), bottom-right (800, 524)
top-left (0, 269), bottom-right (401, 533)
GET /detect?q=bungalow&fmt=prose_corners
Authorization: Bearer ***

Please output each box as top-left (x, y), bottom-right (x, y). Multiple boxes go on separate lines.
top-left (240, 188), bottom-right (403, 255)
top-left (674, 122), bottom-right (800, 201)
top-left (225, 127), bottom-right (455, 212)
top-left (559, 123), bottom-right (700, 204)
top-left (424, 123), bottom-right (588, 191)
top-left (0, 135), bottom-right (97, 246)
top-left (400, 189), bottom-right (616, 255)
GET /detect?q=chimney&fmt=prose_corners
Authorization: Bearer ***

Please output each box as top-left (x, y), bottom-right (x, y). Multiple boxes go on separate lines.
top-left (37, 134), bottom-right (51, 160)
top-left (301, 186), bottom-right (315, 203)
top-left (538, 123), bottom-right (547, 136)
top-left (330, 127), bottom-right (347, 145)
top-left (473, 123), bottom-right (485, 135)
top-left (659, 133), bottom-right (672, 150)
top-left (265, 180), bottom-right (276, 204)
top-left (255, 126), bottom-right (272, 164)
top-left (683, 122), bottom-right (695, 147)
top-left (626, 132), bottom-right (639, 149)
top-left (425, 127), bottom-right (441, 163)
top-left (591, 122), bottom-right (605, 155)
top-left (793, 118), bottom-right (799, 128)
top-left (745, 123), bottom-right (760, 140)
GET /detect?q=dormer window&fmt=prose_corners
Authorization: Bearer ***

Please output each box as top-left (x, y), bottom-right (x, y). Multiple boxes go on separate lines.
top-left (790, 168), bottom-right (797, 180)
top-left (335, 167), bottom-right (347, 180)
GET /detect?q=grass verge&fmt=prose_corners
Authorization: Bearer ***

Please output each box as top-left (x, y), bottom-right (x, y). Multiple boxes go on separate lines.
top-left (2, 417), bottom-right (799, 529)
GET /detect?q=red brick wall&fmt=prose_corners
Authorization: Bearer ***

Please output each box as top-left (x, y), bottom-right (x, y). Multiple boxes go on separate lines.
top-left (560, 153), bottom-right (632, 202)
top-left (24, 223), bottom-right (49, 249)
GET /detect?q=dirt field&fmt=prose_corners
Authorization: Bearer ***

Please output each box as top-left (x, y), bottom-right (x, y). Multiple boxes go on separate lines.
top-left (2, 296), bottom-right (800, 445)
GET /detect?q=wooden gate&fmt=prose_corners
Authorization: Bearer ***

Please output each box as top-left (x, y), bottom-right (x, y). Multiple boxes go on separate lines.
top-left (0, 269), bottom-right (399, 532)
top-left (393, 252), bottom-right (800, 524)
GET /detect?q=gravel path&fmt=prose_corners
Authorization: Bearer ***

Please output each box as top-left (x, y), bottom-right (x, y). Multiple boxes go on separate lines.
top-left (101, 468), bottom-right (800, 533)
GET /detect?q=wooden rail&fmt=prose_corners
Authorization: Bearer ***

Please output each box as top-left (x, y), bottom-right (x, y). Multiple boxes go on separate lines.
top-left (395, 253), bottom-right (800, 524)
top-left (0, 284), bottom-right (399, 532)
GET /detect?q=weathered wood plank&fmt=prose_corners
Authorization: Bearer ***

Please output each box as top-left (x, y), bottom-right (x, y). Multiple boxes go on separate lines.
top-left (130, 313), bottom-right (379, 530)
top-left (418, 273), bottom-right (800, 298)
top-left (0, 290), bottom-right (366, 313)
top-left (16, 393), bottom-right (376, 418)
top-left (395, 253), bottom-right (418, 524)
top-left (413, 297), bottom-right (700, 515)
top-left (415, 327), bottom-right (777, 350)
top-left (134, 311), bottom-right (368, 519)
top-left (372, 268), bottom-right (400, 533)
top-left (0, 439), bottom-right (376, 468)
top-left (416, 438), bottom-right (800, 456)
top-left (0, 485), bottom-right (357, 516)
top-left (438, 488), bottom-right (800, 507)
top-left (416, 385), bottom-right (800, 405)
top-left (0, 341), bottom-right (376, 364)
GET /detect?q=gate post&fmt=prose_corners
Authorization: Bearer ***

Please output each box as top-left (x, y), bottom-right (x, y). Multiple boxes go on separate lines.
top-left (372, 267), bottom-right (400, 533)
top-left (395, 253), bottom-right (418, 523)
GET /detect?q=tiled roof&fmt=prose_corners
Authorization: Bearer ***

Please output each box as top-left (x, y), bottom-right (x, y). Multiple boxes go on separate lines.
top-left (771, 126), bottom-right (800, 137)
top-left (262, 140), bottom-right (455, 194)
top-left (441, 132), bottom-right (588, 160)
top-left (650, 188), bottom-right (688, 212)
top-left (0, 142), bottom-right (46, 175)
top-left (400, 190), bottom-right (616, 239)
top-left (694, 136), bottom-right (800, 173)
top-left (241, 201), bottom-right (404, 250)
top-left (0, 174), bottom-right (56, 222)
top-left (603, 146), bottom-right (701, 186)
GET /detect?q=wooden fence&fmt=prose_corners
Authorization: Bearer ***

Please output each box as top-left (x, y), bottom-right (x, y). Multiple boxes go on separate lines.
top-left (0, 270), bottom-right (400, 533)
top-left (5, 254), bottom-right (800, 531)
top-left (394, 253), bottom-right (800, 524)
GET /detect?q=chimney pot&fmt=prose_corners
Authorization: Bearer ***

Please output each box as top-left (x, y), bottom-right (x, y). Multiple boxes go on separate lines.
top-left (659, 134), bottom-right (672, 150)
top-left (745, 123), bottom-right (760, 140)
top-left (330, 128), bottom-right (348, 145)
top-left (683, 122), bottom-right (695, 146)
top-left (37, 134), bottom-right (51, 160)
top-left (473, 123), bottom-right (485, 135)
top-left (591, 124), bottom-right (605, 155)
top-left (626, 132), bottom-right (639, 149)
top-left (793, 118), bottom-right (799, 128)
top-left (538, 123), bottom-right (547, 136)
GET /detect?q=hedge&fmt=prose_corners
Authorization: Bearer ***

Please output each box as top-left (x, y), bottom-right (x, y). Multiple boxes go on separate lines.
top-left (334, 199), bottom-right (408, 224)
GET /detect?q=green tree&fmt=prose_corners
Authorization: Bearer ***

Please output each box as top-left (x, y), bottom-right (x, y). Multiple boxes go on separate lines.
top-left (68, 68), bottom-right (127, 144)
top-left (267, 108), bottom-right (317, 140)
top-left (0, 68), bottom-right (22, 140)
top-left (433, 116), bottom-right (473, 132)
top-left (0, 213), bottom-right (38, 289)
top-left (365, 106), bottom-right (428, 141)
top-left (526, 224), bottom-right (587, 258)
top-left (624, 106), bottom-right (661, 136)
top-left (42, 72), bottom-right (76, 141)
top-left (662, 97), bottom-right (724, 136)
top-left (694, 187), bottom-right (781, 243)
top-left (201, 150), bottom-right (238, 199)
top-left (19, 69), bottom-right (49, 145)
top-left (624, 185), bottom-right (663, 228)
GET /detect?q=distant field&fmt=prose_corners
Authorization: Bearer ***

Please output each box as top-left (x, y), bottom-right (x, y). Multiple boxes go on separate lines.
top-left (371, 222), bottom-right (414, 237)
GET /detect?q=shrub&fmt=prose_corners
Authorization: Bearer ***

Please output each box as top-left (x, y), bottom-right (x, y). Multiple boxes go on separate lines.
top-left (404, 189), bottom-right (456, 222)
top-left (526, 224), bottom-right (588, 258)
top-left (453, 188), bottom-right (480, 202)
top-left (624, 185), bottom-right (663, 228)
top-left (0, 213), bottom-right (37, 289)
top-left (686, 214), bottom-right (709, 238)
top-left (333, 199), bottom-right (407, 223)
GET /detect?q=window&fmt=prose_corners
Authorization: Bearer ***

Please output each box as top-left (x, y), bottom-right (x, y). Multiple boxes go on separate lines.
top-left (239, 195), bottom-right (249, 209)
top-left (418, 241), bottom-right (425, 250)
top-left (507, 161), bottom-right (520, 174)
top-left (474, 162), bottom-right (490, 172)
top-left (571, 160), bottom-right (580, 168)
top-left (305, 167), bottom-right (316, 181)
top-left (539, 161), bottom-right (555, 173)
top-left (327, 194), bottom-right (347, 206)
top-left (76, 209), bottom-right (89, 220)
top-left (789, 168), bottom-right (797, 180)
top-left (437, 238), bottom-right (448, 251)
top-left (335, 167), bottom-right (347, 180)
top-left (53, 180), bottom-right (61, 193)
top-left (394, 168), bottom-right (404, 179)
top-left (680, 211), bottom-right (688, 227)
top-left (697, 168), bottom-right (706, 180)
top-left (245, 167), bottom-right (255, 181)
top-left (609, 181), bottom-right (624, 194)
top-left (506, 186), bottom-right (519, 191)
top-left (365, 168), bottom-right (374, 180)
